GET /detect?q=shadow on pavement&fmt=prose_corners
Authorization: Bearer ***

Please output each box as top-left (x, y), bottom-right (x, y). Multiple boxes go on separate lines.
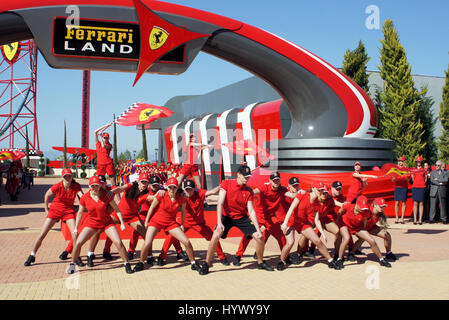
top-left (0, 207), bottom-right (45, 217)
top-left (405, 229), bottom-right (448, 235)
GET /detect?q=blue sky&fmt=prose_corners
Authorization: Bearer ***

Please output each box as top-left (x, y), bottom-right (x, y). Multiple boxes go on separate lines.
top-left (2, 0), bottom-right (449, 159)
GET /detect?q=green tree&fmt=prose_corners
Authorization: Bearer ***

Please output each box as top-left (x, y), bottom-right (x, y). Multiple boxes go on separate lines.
top-left (417, 86), bottom-right (437, 164)
top-left (63, 121), bottom-right (68, 169)
top-left (141, 127), bottom-right (148, 161)
top-left (118, 150), bottom-right (132, 162)
top-left (437, 64), bottom-right (449, 163)
top-left (372, 84), bottom-right (384, 138)
top-left (378, 19), bottom-right (426, 167)
top-left (342, 40), bottom-right (370, 92)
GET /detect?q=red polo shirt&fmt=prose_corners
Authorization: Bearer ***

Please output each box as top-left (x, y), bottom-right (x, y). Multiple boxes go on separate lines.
top-left (295, 193), bottom-right (319, 225)
top-left (346, 171), bottom-right (363, 201)
top-left (411, 167), bottom-right (426, 188)
top-left (117, 184), bottom-right (140, 218)
top-left (220, 179), bottom-right (254, 220)
top-left (340, 203), bottom-right (371, 231)
top-left (152, 191), bottom-right (186, 223)
top-left (255, 183), bottom-right (287, 217)
top-left (185, 189), bottom-right (208, 224)
top-left (96, 141), bottom-right (113, 165)
top-left (50, 181), bottom-right (82, 212)
top-left (79, 190), bottom-right (114, 229)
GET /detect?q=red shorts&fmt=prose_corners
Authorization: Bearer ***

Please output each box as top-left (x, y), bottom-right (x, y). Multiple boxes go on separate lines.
top-left (180, 164), bottom-right (199, 177)
top-left (47, 209), bottom-right (75, 222)
top-left (96, 162), bottom-right (115, 176)
top-left (148, 220), bottom-right (180, 232)
top-left (319, 216), bottom-right (334, 226)
top-left (288, 219), bottom-right (313, 233)
top-left (111, 212), bottom-right (141, 224)
top-left (257, 213), bottom-right (279, 228)
top-left (84, 218), bottom-right (116, 231)
top-left (337, 220), bottom-right (362, 235)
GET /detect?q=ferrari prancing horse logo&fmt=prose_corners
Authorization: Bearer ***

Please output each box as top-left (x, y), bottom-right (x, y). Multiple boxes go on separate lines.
top-left (139, 108), bottom-right (161, 121)
top-left (1, 42), bottom-right (20, 64)
top-left (149, 27), bottom-right (169, 50)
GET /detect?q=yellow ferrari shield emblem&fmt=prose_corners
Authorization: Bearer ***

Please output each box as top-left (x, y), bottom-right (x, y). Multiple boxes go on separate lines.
top-left (139, 108), bottom-right (161, 121)
top-left (2, 42), bottom-right (20, 63)
top-left (149, 27), bottom-right (169, 50)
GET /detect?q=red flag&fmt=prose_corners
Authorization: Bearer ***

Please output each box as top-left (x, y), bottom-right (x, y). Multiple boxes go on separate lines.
top-left (380, 163), bottom-right (410, 178)
top-left (116, 103), bottom-right (174, 126)
top-left (133, 0), bottom-right (210, 85)
top-left (222, 139), bottom-right (275, 160)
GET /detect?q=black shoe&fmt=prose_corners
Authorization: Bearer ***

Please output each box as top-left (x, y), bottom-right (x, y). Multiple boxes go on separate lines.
top-left (66, 263), bottom-right (76, 274)
top-left (379, 259), bottom-right (392, 268)
top-left (289, 253), bottom-right (301, 265)
top-left (347, 252), bottom-right (356, 262)
top-left (219, 257), bottom-right (230, 266)
top-left (285, 256), bottom-right (292, 266)
top-left (198, 262), bottom-right (209, 275)
top-left (328, 260), bottom-right (341, 270)
top-left (428, 220), bottom-right (435, 224)
top-left (336, 259), bottom-right (344, 269)
top-left (385, 252), bottom-right (397, 261)
top-left (303, 251), bottom-right (314, 258)
top-left (125, 262), bottom-right (134, 274)
top-left (103, 252), bottom-right (113, 261)
top-left (333, 253), bottom-right (338, 262)
top-left (90, 253), bottom-right (96, 260)
top-left (156, 257), bottom-right (164, 266)
top-left (176, 251), bottom-right (189, 261)
top-left (147, 256), bottom-right (155, 266)
top-left (87, 255), bottom-right (94, 267)
top-left (233, 255), bottom-right (241, 266)
top-left (127, 251), bottom-right (134, 260)
top-left (133, 261), bottom-right (144, 272)
top-left (191, 261), bottom-right (201, 271)
top-left (354, 249), bottom-right (364, 255)
top-left (277, 261), bottom-right (288, 271)
top-left (253, 252), bottom-right (258, 260)
top-left (257, 261), bottom-right (274, 271)
top-left (59, 251), bottom-right (69, 261)
top-left (24, 255), bottom-right (35, 266)
top-left (76, 257), bottom-right (85, 267)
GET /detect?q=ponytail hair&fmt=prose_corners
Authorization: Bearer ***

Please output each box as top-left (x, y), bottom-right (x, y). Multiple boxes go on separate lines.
top-left (377, 212), bottom-right (389, 230)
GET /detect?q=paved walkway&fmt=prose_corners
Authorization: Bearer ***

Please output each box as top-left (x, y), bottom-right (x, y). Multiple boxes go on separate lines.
top-left (1, 177), bottom-right (449, 300)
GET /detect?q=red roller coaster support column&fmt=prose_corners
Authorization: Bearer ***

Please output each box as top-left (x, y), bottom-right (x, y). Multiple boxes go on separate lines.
top-left (81, 70), bottom-right (90, 148)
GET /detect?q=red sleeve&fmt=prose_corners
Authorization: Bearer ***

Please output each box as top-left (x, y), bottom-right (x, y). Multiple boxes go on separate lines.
top-left (156, 192), bottom-right (164, 202)
top-left (50, 183), bottom-right (60, 194)
top-left (342, 202), bottom-right (351, 213)
top-left (79, 194), bottom-right (86, 207)
top-left (220, 180), bottom-right (229, 191)
top-left (295, 192), bottom-right (305, 201)
top-left (199, 189), bottom-right (208, 201)
top-left (178, 194), bottom-right (187, 205)
top-left (246, 187), bottom-right (254, 202)
top-left (73, 182), bottom-right (82, 192)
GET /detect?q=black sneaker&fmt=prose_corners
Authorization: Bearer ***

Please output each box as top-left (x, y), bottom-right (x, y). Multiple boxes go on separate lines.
top-left (133, 261), bottom-right (144, 272)
top-left (191, 261), bottom-right (201, 271)
top-left (385, 252), bottom-right (397, 261)
top-left (285, 256), bottom-right (292, 266)
top-left (147, 256), bottom-right (155, 266)
top-left (87, 255), bottom-right (94, 267)
top-left (289, 253), bottom-right (301, 265)
top-left (328, 260), bottom-right (341, 270)
top-left (198, 262), bottom-right (209, 275)
top-left (233, 255), bottom-right (241, 266)
top-left (59, 251), bottom-right (69, 261)
top-left (127, 251), bottom-right (134, 260)
top-left (379, 259), bottom-right (392, 268)
top-left (156, 257), bottom-right (164, 266)
top-left (76, 257), bottom-right (85, 267)
top-left (257, 261), bottom-right (274, 271)
top-left (125, 263), bottom-right (134, 274)
top-left (24, 255), bottom-right (35, 266)
top-left (277, 261), bottom-right (287, 271)
top-left (219, 257), bottom-right (230, 266)
top-left (347, 252), bottom-right (356, 262)
top-left (253, 252), bottom-right (258, 260)
top-left (303, 251), bottom-right (314, 258)
top-left (66, 263), bottom-right (76, 274)
top-left (103, 252), bottom-right (113, 261)
top-left (336, 259), bottom-right (344, 269)
top-left (354, 249), bottom-right (364, 255)
top-left (176, 251), bottom-right (189, 261)
top-left (333, 253), bottom-right (338, 262)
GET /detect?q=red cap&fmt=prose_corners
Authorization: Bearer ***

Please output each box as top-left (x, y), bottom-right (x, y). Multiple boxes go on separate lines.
top-left (89, 176), bottom-right (101, 186)
top-left (356, 196), bottom-right (370, 210)
top-left (416, 156), bottom-right (423, 162)
top-left (102, 132), bottom-right (110, 138)
top-left (139, 172), bottom-right (150, 182)
top-left (373, 198), bottom-right (387, 207)
top-left (398, 156), bottom-right (405, 161)
top-left (61, 168), bottom-right (72, 177)
top-left (167, 177), bottom-right (179, 187)
top-left (312, 182), bottom-right (326, 190)
top-left (354, 161), bottom-right (362, 166)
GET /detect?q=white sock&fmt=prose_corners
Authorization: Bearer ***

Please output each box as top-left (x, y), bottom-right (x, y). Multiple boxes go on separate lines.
top-left (337, 258), bottom-right (342, 261)
top-left (191, 260), bottom-right (196, 265)
top-left (88, 251), bottom-right (94, 257)
top-left (147, 255), bottom-right (153, 259)
top-left (327, 258), bottom-right (333, 263)
top-left (379, 257), bottom-right (384, 261)
top-left (31, 251), bottom-right (36, 256)
top-left (124, 262), bottom-right (129, 266)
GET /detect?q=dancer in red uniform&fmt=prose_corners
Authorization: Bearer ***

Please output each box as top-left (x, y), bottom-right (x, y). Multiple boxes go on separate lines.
top-left (392, 156), bottom-right (410, 224)
top-left (158, 180), bottom-right (229, 265)
top-left (335, 195), bottom-right (391, 268)
top-left (88, 172), bottom-right (149, 267)
top-left (233, 171), bottom-right (296, 266)
top-left (127, 175), bottom-right (165, 261)
top-left (350, 198), bottom-right (397, 261)
top-left (24, 169), bottom-right (84, 267)
top-left (346, 161), bottom-right (378, 203)
top-left (280, 182), bottom-right (340, 270)
top-left (177, 134), bottom-right (213, 189)
top-left (133, 177), bottom-right (201, 272)
top-left (198, 166), bottom-right (274, 275)
top-left (94, 123), bottom-right (116, 186)
top-left (66, 176), bottom-right (133, 274)
top-left (411, 156), bottom-right (427, 225)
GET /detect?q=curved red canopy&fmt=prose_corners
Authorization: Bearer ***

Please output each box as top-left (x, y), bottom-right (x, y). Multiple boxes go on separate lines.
top-left (116, 103), bottom-right (174, 127)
